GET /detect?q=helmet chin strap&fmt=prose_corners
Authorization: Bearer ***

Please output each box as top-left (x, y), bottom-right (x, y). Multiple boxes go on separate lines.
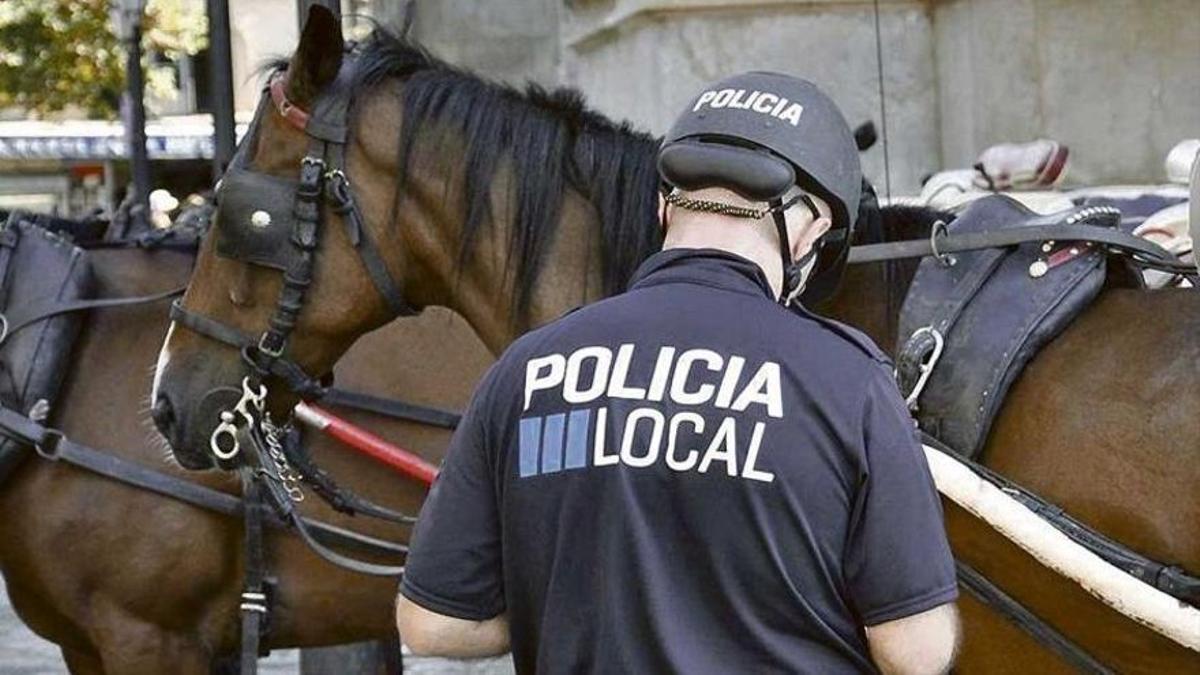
top-left (771, 194), bottom-right (821, 305)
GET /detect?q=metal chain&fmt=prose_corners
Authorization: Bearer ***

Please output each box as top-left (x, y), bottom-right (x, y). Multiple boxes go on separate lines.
top-left (663, 191), bottom-right (767, 220)
top-left (260, 415), bottom-right (305, 503)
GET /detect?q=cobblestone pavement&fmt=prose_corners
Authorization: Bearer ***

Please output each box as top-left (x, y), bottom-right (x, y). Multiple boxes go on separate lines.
top-left (1, 578), bottom-right (511, 674)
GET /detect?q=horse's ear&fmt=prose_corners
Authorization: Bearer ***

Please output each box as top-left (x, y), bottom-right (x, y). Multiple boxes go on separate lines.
top-left (287, 5), bottom-right (344, 105)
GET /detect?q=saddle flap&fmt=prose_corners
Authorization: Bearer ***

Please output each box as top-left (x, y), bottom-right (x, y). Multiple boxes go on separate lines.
top-left (214, 168), bottom-right (303, 271)
top-left (0, 214), bottom-right (94, 480)
top-left (897, 195), bottom-right (1111, 458)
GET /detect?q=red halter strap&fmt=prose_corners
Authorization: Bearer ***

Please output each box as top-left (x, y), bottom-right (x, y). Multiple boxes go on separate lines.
top-left (269, 72), bottom-right (310, 131)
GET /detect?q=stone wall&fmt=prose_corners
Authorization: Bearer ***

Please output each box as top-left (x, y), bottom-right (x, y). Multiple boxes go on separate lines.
top-left (245, 0), bottom-right (1197, 192)
top-left (561, 0), bottom-right (936, 194)
top-left (932, 0), bottom-right (1200, 186)
top-left (408, 0), bottom-right (562, 86)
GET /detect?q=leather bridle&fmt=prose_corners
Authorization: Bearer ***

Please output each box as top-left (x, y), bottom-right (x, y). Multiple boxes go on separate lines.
top-left (170, 56), bottom-right (420, 457)
top-left (166, 57), bottom-right (420, 580)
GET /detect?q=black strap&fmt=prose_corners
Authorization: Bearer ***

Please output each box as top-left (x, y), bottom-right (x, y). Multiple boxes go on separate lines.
top-left (1, 286), bottom-right (186, 346)
top-left (767, 197), bottom-right (792, 304)
top-left (321, 387), bottom-right (461, 429)
top-left (240, 476), bottom-right (269, 673)
top-left (250, 151), bottom-right (325, 367)
top-left (169, 298), bottom-right (252, 349)
top-left (250, 431), bottom-right (407, 577)
top-left (170, 299), bottom-right (462, 430)
top-left (170, 300), bottom-right (326, 398)
top-left (0, 406), bottom-right (407, 559)
top-left (289, 511), bottom-right (406, 577)
top-left (849, 222), bottom-right (1191, 273)
top-left (281, 425), bottom-right (417, 524)
top-left (0, 225), bottom-right (16, 308)
top-left (327, 172), bottom-right (417, 317)
top-left (957, 562), bottom-right (1114, 673)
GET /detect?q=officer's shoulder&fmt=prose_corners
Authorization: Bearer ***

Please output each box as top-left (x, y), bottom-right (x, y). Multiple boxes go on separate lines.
top-left (783, 304), bottom-right (892, 367)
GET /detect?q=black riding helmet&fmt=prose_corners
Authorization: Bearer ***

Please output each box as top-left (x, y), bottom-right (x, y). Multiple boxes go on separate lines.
top-left (657, 71), bottom-right (863, 305)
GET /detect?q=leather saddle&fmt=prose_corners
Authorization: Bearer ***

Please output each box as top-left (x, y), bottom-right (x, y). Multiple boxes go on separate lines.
top-left (895, 195), bottom-right (1128, 459)
top-left (0, 213), bottom-right (94, 483)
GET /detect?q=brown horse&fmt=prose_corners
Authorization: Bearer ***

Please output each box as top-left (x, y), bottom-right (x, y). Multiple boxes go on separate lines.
top-left (153, 9), bottom-right (1198, 673)
top-left (0, 243), bottom-right (493, 673)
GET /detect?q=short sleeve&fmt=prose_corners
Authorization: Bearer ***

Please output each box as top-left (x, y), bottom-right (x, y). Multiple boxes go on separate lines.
top-left (843, 369), bottom-right (958, 626)
top-left (399, 364), bottom-right (506, 621)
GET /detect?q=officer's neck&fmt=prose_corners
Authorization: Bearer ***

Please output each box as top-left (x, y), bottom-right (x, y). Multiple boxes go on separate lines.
top-left (662, 216), bottom-right (785, 299)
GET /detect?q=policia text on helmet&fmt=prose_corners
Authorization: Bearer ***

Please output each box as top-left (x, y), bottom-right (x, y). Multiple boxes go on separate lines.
top-left (657, 72), bottom-right (863, 306)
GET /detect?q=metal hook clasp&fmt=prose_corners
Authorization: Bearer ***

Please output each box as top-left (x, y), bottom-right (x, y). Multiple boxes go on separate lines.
top-left (210, 377), bottom-right (268, 460)
top-left (904, 326), bottom-right (945, 411)
top-left (930, 220), bottom-right (955, 267)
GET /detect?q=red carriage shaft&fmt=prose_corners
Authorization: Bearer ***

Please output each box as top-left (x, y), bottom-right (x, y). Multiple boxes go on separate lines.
top-left (293, 402), bottom-right (439, 486)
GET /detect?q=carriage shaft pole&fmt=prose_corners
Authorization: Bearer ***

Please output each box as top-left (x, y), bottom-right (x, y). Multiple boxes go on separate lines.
top-left (294, 402), bottom-right (438, 486)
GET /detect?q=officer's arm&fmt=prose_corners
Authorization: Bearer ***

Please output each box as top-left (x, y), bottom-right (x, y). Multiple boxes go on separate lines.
top-left (394, 362), bottom-right (509, 657)
top-left (396, 595), bottom-right (510, 658)
top-left (865, 602), bottom-right (960, 675)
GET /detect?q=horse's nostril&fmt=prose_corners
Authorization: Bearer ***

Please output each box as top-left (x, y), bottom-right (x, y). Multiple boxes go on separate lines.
top-left (151, 394), bottom-right (176, 436)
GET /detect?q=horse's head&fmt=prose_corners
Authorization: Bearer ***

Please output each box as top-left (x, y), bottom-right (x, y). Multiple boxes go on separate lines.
top-left (153, 5), bottom-right (662, 469)
top-left (152, 7), bottom-right (415, 468)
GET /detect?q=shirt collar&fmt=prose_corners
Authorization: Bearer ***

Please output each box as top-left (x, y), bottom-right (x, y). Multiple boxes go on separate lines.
top-left (627, 248), bottom-right (776, 301)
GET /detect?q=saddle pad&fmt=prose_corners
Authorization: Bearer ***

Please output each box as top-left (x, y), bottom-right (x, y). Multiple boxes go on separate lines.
top-left (0, 214), bottom-right (94, 482)
top-left (896, 195), bottom-right (1111, 459)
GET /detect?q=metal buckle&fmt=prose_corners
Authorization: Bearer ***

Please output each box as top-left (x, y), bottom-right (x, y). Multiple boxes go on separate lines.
top-left (0, 313), bottom-right (8, 346)
top-left (904, 326), bottom-right (945, 411)
top-left (210, 377), bottom-right (268, 460)
top-left (33, 428), bottom-right (64, 460)
top-left (257, 332), bottom-right (285, 359)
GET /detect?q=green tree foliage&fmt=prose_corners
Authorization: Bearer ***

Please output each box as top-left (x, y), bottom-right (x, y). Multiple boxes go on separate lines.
top-left (0, 0), bottom-right (207, 119)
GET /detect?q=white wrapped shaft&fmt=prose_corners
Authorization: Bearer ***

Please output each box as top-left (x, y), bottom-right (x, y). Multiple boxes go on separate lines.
top-left (923, 444), bottom-right (1200, 652)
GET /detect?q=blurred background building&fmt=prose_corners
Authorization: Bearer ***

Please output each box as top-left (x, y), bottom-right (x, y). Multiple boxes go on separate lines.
top-left (392, 0), bottom-right (1198, 198)
top-left (0, 0), bottom-right (1195, 216)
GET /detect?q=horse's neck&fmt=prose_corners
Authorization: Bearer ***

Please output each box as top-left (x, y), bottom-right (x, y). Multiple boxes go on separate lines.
top-left (401, 177), bottom-right (606, 355)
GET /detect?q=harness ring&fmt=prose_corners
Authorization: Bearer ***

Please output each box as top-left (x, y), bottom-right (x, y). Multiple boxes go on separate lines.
top-left (930, 220), bottom-right (955, 267)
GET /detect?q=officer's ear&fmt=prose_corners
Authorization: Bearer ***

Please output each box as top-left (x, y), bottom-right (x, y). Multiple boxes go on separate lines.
top-left (788, 194), bottom-right (832, 260)
top-left (792, 216), bottom-right (831, 260)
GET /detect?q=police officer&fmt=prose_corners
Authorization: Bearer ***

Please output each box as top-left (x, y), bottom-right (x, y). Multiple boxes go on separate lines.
top-left (397, 72), bottom-right (960, 674)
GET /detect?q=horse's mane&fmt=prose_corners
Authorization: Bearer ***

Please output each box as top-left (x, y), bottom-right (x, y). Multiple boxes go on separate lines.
top-left (348, 29), bottom-right (663, 317)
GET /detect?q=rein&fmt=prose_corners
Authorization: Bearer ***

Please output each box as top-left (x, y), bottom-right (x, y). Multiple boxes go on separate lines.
top-left (0, 405), bottom-right (407, 558)
top-left (847, 206), bottom-right (1198, 282)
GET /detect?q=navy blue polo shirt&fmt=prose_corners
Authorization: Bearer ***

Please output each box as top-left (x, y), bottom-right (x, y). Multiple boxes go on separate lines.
top-left (401, 248), bottom-right (957, 674)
